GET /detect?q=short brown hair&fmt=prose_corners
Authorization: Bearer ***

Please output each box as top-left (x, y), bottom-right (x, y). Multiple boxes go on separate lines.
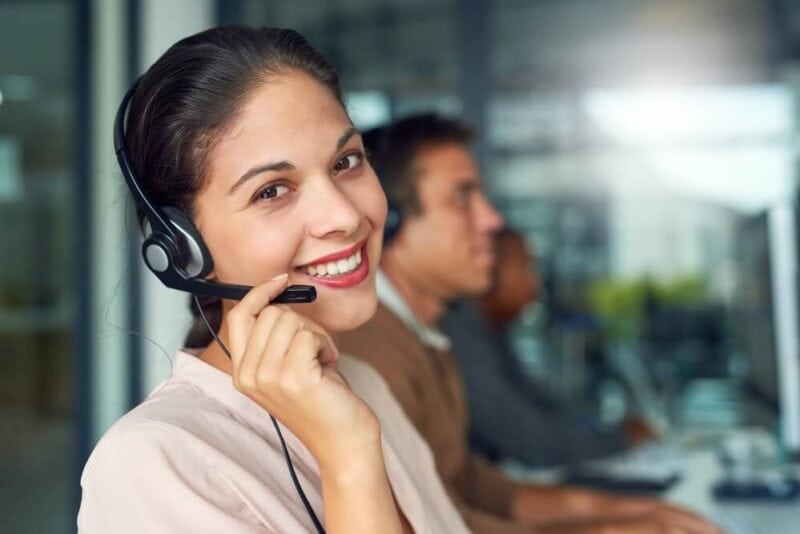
top-left (363, 113), bottom-right (474, 215)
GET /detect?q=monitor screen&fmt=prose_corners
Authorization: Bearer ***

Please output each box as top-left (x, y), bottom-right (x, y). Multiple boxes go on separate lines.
top-left (738, 212), bottom-right (779, 408)
top-left (737, 206), bottom-right (800, 455)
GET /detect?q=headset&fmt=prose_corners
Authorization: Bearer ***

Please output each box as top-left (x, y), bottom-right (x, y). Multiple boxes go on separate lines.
top-left (113, 84), bottom-right (316, 305)
top-left (115, 83), bottom-right (325, 534)
top-left (364, 124), bottom-right (404, 246)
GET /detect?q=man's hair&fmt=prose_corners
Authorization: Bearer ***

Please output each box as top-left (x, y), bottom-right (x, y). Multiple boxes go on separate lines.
top-left (363, 113), bottom-right (474, 215)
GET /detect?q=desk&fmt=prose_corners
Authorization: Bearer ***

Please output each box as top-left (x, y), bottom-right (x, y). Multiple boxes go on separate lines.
top-left (507, 443), bottom-right (800, 534)
top-left (667, 450), bottom-right (800, 534)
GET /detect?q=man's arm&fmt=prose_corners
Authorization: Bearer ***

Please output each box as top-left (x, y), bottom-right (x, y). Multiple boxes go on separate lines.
top-left (457, 456), bottom-right (723, 534)
top-left (464, 355), bottom-right (627, 466)
top-left (444, 303), bottom-right (627, 466)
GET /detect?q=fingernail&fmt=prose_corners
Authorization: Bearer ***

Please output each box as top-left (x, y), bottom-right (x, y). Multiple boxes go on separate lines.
top-left (269, 273), bottom-right (288, 282)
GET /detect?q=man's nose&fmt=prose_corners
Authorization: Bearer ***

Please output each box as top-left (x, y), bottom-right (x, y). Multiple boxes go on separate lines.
top-left (475, 192), bottom-right (504, 232)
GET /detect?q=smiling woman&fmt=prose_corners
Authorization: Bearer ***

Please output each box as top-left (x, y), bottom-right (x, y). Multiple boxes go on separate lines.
top-left (76, 26), bottom-right (469, 534)
top-left (190, 69), bottom-right (386, 334)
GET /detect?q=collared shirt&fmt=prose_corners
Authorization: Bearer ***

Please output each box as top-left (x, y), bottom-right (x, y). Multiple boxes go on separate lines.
top-left (77, 349), bottom-right (469, 533)
top-left (376, 270), bottom-right (452, 351)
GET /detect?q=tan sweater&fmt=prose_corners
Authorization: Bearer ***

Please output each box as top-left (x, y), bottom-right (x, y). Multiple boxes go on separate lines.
top-left (337, 303), bottom-right (533, 534)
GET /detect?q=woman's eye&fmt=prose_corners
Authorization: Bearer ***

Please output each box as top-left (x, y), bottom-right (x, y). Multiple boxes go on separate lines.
top-left (255, 183), bottom-right (291, 203)
top-left (333, 152), bottom-right (363, 175)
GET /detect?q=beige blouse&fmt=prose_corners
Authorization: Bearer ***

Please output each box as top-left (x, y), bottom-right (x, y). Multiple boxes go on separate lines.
top-left (77, 349), bottom-right (470, 533)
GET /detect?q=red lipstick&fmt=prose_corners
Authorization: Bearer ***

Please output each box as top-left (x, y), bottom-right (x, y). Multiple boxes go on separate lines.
top-left (297, 240), bottom-right (366, 268)
top-left (294, 241), bottom-right (370, 289)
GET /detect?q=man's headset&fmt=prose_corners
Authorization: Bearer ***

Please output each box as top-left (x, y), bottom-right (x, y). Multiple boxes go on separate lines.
top-left (114, 84), bottom-right (315, 304)
top-left (364, 124), bottom-right (404, 246)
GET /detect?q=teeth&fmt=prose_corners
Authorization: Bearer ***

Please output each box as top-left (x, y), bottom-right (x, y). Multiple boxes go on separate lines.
top-left (303, 248), bottom-right (364, 277)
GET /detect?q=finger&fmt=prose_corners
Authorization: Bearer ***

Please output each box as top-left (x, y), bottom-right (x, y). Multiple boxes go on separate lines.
top-left (314, 329), bottom-right (339, 365)
top-left (227, 273), bottom-right (288, 355)
top-left (292, 315), bottom-right (339, 365)
top-left (258, 311), bottom-right (305, 380)
top-left (245, 307), bottom-right (285, 360)
top-left (234, 307), bottom-right (283, 389)
top-left (267, 304), bottom-right (338, 365)
top-left (283, 329), bottom-right (324, 378)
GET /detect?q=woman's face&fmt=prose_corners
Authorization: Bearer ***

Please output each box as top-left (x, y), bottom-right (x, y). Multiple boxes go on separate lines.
top-left (193, 71), bottom-right (387, 332)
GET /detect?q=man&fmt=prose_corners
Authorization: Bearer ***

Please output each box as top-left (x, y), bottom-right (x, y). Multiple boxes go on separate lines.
top-left (441, 229), bottom-right (654, 468)
top-left (336, 113), bottom-right (719, 533)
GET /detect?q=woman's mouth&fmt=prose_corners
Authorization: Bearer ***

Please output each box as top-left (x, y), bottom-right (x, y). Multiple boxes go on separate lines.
top-left (294, 242), bottom-right (370, 289)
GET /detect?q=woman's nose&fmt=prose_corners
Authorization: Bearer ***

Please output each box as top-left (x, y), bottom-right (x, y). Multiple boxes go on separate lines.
top-left (307, 178), bottom-right (361, 239)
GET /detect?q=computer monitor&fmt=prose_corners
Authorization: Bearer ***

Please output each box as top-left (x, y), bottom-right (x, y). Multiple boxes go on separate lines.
top-left (739, 212), bottom-right (779, 407)
top-left (769, 205), bottom-right (800, 457)
top-left (738, 205), bottom-right (800, 457)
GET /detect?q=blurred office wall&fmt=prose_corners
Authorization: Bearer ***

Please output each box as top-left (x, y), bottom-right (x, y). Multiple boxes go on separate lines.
top-left (0, 0), bottom-right (215, 531)
top-left (0, 2), bottom-right (79, 532)
top-left (2, 0), bottom-right (800, 531)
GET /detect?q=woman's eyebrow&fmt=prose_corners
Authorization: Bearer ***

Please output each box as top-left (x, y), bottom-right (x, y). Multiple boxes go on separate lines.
top-left (228, 160), bottom-right (295, 195)
top-left (335, 127), bottom-right (359, 153)
top-left (227, 127), bottom-right (359, 196)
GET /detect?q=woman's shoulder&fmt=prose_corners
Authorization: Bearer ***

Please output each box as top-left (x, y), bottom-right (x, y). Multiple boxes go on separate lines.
top-left (77, 381), bottom-right (287, 533)
top-left (90, 352), bottom-right (258, 450)
top-left (79, 379), bottom-right (269, 524)
top-left (81, 380), bottom-right (221, 478)
top-left (337, 354), bottom-right (391, 395)
top-left (337, 354), bottom-right (415, 433)
top-left (80, 362), bottom-right (307, 489)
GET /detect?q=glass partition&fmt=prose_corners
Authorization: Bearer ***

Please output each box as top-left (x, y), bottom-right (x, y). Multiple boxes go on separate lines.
top-left (0, 1), bottom-right (77, 532)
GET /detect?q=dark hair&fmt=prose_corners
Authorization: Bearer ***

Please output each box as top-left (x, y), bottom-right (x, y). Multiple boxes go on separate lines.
top-left (123, 26), bottom-right (344, 349)
top-left (363, 113), bottom-right (473, 217)
top-left (496, 227), bottom-right (527, 258)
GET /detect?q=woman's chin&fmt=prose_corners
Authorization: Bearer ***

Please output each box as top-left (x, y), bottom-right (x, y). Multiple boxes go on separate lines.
top-left (308, 295), bottom-right (377, 333)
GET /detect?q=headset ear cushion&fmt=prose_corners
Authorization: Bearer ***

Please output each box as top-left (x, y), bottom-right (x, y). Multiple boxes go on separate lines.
top-left (162, 206), bottom-right (214, 279)
top-left (383, 197), bottom-right (403, 246)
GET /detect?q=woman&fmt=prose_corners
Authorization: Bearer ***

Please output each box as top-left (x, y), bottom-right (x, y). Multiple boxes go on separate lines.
top-left (78, 26), bottom-right (468, 533)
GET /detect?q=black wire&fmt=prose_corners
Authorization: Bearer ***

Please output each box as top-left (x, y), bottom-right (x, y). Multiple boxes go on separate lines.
top-left (192, 295), bottom-right (326, 534)
top-left (268, 412), bottom-right (326, 534)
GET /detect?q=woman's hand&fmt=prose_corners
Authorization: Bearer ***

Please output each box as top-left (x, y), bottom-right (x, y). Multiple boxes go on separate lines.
top-left (225, 274), bottom-right (380, 470)
top-left (224, 274), bottom-right (405, 533)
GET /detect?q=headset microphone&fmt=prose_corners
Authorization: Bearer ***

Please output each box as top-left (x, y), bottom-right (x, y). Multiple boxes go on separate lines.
top-left (114, 84), bottom-right (315, 304)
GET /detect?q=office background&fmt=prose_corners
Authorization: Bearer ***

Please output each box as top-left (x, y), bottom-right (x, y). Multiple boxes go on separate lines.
top-left (2, 0), bottom-right (800, 531)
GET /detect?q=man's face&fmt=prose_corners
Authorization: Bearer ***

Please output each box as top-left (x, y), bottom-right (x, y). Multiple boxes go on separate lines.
top-left (390, 143), bottom-right (504, 299)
